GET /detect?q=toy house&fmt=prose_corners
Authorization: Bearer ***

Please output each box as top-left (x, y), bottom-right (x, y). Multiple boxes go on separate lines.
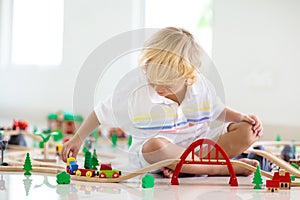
top-left (108, 128), bottom-right (126, 137)
top-left (47, 111), bottom-right (83, 135)
top-left (272, 169), bottom-right (291, 190)
top-left (266, 180), bottom-right (280, 192)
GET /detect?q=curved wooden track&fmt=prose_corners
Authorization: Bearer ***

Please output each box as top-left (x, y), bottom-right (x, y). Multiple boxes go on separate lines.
top-left (248, 149), bottom-right (300, 178)
top-left (230, 160), bottom-right (273, 179)
top-left (70, 159), bottom-right (300, 185)
top-left (5, 159), bottom-right (65, 169)
top-left (252, 141), bottom-right (300, 147)
top-left (1, 151), bottom-right (300, 186)
top-left (70, 158), bottom-right (300, 186)
top-left (71, 159), bottom-right (180, 183)
top-left (0, 166), bottom-right (62, 174)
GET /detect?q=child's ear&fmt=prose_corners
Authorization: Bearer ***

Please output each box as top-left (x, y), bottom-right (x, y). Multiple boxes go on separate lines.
top-left (185, 78), bottom-right (193, 86)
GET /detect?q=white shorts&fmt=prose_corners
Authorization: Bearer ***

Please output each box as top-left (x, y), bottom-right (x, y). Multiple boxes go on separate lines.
top-left (127, 123), bottom-right (229, 170)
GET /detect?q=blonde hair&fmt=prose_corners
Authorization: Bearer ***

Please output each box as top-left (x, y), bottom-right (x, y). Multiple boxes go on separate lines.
top-left (139, 27), bottom-right (202, 85)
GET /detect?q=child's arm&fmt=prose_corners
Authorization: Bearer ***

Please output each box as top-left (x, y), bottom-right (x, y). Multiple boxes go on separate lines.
top-left (218, 107), bottom-right (245, 123)
top-left (61, 111), bottom-right (100, 162)
top-left (218, 107), bottom-right (263, 136)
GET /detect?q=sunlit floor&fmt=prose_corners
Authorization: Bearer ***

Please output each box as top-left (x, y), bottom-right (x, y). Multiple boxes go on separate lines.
top-left (1, 172), bottom-right (300, 200)
top-left (1, 137), bottom-right (300, 200)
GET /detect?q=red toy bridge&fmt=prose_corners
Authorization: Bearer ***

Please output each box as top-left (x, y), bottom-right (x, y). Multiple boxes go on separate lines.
top-left (171, 138), bottom-right (238, 186)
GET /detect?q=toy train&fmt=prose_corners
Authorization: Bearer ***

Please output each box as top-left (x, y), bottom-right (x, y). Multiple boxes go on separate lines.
top-left (66, 157), bottom-right (121, 178)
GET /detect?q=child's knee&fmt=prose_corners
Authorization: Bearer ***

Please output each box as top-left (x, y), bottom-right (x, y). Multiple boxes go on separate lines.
top-left (142, 137), bottom-right (170, 154)
top-left (238, 122), bottom-right (258, 145)
top-left (239, 121), bottom-right (253, 132)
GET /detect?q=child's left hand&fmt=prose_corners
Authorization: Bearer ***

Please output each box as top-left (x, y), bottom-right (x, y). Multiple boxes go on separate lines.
top-left (241, 114), bottom-right (263, 137)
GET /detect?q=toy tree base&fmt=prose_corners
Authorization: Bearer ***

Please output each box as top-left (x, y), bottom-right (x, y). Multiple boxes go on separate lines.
top-left (254, 185), bottom-right (262, 189)
top-left (24, 172), bottom-right (31, 176)
top-left (0, 162), bottom-right (8, 166)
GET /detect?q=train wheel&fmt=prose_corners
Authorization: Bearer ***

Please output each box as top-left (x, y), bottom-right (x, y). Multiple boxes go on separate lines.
top-left (75, 170), bottom-right (81, 176)
top-left (86, 171), bottom-right (93, 178)
top-left (112, 172), bottom-right (119, 178)
top-left (99, 172), bottom-right (106, 178)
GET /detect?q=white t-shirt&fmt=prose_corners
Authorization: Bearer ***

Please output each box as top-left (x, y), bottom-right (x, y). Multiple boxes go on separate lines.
top-left (94, 67), bottom-right (225, 145)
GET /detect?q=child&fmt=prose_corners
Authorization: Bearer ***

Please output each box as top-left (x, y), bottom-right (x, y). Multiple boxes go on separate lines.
top-left (62, 27), bottom-right (263, 177)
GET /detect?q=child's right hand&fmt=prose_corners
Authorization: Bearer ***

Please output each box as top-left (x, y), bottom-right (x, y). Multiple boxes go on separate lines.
top-left (61, 134), bottom-right (83, 162)
top-left (240, 114), bottom-right (263, 137)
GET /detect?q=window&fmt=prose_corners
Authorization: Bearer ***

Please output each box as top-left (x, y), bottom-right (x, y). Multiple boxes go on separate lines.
top-left (145, 0), bottom-right (213, 56)
top-left (0, 0), bottom-right (64, 67)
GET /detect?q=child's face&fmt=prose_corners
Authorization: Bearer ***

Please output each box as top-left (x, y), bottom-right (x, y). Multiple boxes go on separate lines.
top-left (148, 79), bottom-right (186, 97)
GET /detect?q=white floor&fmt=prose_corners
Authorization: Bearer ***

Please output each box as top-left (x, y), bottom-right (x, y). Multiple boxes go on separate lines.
top-left (1, 173), bottom-right (300, 200)
top-left (1, 137), bottom-right (300, 200)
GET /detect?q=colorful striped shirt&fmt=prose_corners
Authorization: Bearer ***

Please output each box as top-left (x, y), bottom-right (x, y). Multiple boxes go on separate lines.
top-left (95, 68), bottom-right (225, 138)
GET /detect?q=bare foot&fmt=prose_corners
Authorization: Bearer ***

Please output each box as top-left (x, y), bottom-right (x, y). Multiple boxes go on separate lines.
top-left (160, 158), bottom-right (259, 177)
top-left (233, 158), bottom-right (259, 176)
top-left (160, 167), bottom-right (173, 178)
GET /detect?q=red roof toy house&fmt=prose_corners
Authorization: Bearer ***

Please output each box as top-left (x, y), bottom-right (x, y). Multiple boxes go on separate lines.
top-left (266, 180), bottom-right (280, 192)
top-left (108, 128), bottom-right (126, 137)
top-left (272, 169), bottom-right (291, 190)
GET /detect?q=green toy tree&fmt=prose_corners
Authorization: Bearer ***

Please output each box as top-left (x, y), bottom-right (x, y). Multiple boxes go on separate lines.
top-left (91, 149), bottom-right (99, 170)
top-left (128, 135), bottom-right (132, 148)
top-left (252, 165), bottom-right (263, 189)
top-left (23, 153), bottom-right (32, 176)
top-left (84, 150), bottom-right (92, 169)
top-left (82, 147), bottom-right (88, 155)
top-left (53, 129), bottom-right (63, 142)
top-left (34, 131), bottom-right (59, 161)
top-left (142, 174), bottom-right (155, 188)
top-left (56, 171), bottom-right (71, 184)
top-left (92, 129), bottom-right (100, 145)
top-left (111, 132), bottom-right (118, 147)
top-left (276, 134), bottom-right (281, 148)
top-left (291, 139), bottom-right (296, 154)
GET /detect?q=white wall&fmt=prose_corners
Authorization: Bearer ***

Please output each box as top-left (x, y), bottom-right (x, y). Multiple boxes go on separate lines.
top-left (1, 0), bottom-right (300, 137)
top-left (213, 0), bottom-right (300, 129)
top-left (0, 0), bottom-right (139, 125)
